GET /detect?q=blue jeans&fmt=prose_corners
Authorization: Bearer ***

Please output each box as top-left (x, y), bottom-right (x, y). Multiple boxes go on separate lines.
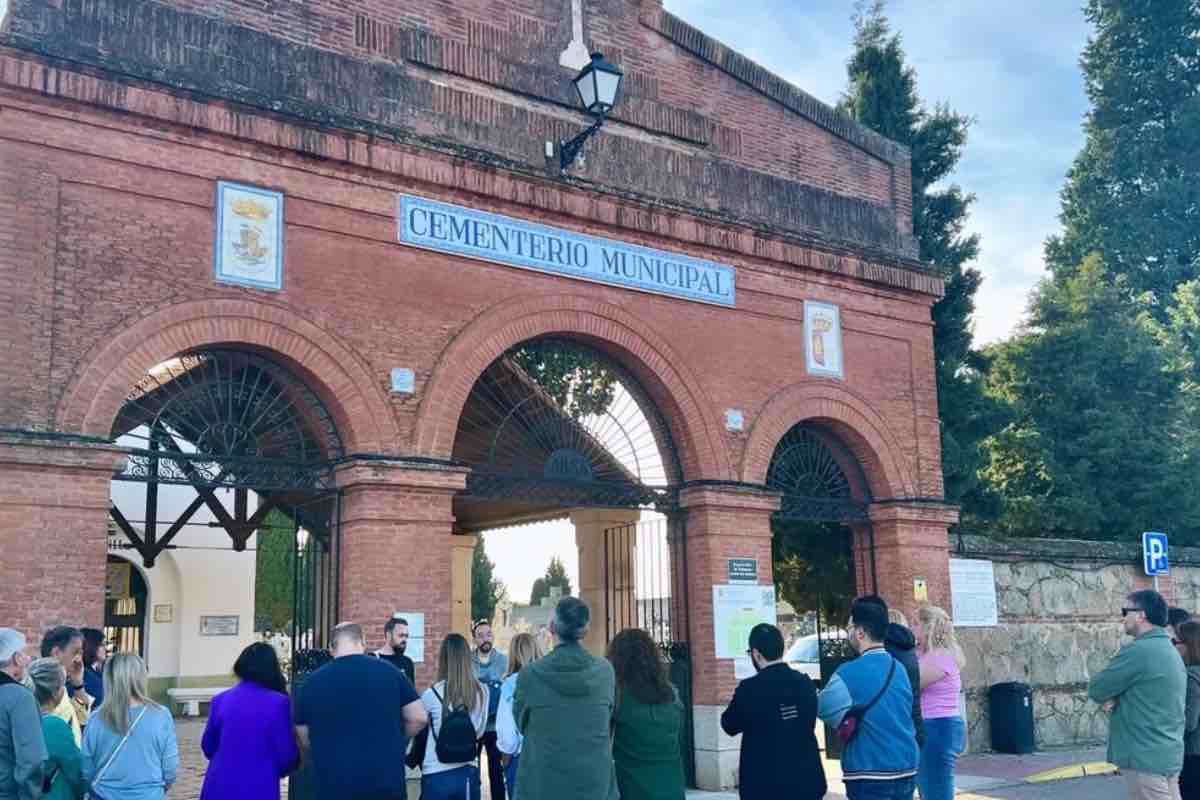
top-left (847, 776), bottom-right (916, 800)
top-left (420, 765), bottom-right (481, 800)
top-left (503, 754), bottom-right (519, 800)
top-left (918, 717), bottom-right (966, 800)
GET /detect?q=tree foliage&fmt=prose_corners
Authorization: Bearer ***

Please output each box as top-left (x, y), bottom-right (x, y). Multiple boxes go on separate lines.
top-left (981, 0), bottom-right (1200, 543)
top-left (982, 256), bottom-right (1197, 540)
top-left (471, 536), bottom-right (506, 624)
top-left (1045, 0), bottom-right (1200, 307)
top-left (772, 520), bottom-right (856, 622)
top-left (511, 341), bottom-right (617, 419)
top-left (840, 2), bottom-right (1000, 522)
top-left (530, 556), bottom-right (573, 606)
top-left (254, 509), bottom-right (297, 633)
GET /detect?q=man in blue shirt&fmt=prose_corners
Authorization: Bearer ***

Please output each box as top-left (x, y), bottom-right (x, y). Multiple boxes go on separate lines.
top-left (472, 620), bottom-right (509, 800)
top-left (295, 623), bottom-right (428, 800)
top-left (818, 598), bottom-right (919, 800)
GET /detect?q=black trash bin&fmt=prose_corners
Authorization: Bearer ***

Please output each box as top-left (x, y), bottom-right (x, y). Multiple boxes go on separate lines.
top-left (989, 682), bottom-right (1035, 754)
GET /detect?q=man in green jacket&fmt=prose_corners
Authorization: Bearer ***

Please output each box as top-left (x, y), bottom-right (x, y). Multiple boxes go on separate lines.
top-left (1089, 589), bottom-right (1186, 800)
top-left (513, 596), bottom-right (618, 800)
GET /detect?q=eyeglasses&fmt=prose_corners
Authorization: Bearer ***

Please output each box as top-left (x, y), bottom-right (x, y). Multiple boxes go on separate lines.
top-left (1121, 607), bottom-right (1144, 618)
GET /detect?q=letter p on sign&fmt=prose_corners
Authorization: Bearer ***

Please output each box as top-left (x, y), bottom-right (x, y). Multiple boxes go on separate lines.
top-left (1143, 532), bottom-right (1170, 577)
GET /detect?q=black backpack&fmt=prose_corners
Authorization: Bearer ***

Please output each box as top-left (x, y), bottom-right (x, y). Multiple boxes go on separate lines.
top-left (431, 685), bottom-right (479, 764)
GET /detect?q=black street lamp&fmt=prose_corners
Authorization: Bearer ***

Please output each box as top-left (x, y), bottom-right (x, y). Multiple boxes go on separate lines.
top-left (560, 52), bottom-right (624, 174)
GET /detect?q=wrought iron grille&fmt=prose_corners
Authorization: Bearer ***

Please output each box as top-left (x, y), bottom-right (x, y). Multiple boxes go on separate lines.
top-left (112, 349), bottom-right (344, 491)
top-left (454, 338), bottom-right (680, 508)
top-left (603, 516), bottom-right (694, 786)
top-left (765, 424), bottom-right (868, 522)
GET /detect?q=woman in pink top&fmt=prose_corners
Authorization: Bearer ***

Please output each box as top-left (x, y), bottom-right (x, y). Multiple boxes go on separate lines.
top-left (915, 606), bottom-right (966, 800)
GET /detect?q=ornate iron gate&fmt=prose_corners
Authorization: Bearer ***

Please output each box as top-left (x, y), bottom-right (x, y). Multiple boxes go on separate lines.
top-left (604, 515), bottom-right (694, 787)
top-left (105, 348), bottom-right (344, 671)
top-left (766, 423), bottom-right (876, 757)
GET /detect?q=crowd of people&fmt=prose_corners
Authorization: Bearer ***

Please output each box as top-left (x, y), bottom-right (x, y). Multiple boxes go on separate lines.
top-left (0, 625), bottom-right (178, 800)
top-left (721, 595), bottom-right (965, 800)
top-left (0, 588), bottom-right (1195, 800)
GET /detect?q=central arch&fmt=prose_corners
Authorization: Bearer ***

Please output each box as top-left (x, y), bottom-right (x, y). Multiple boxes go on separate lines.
top-left (415, 294), bottom-right (731, 483)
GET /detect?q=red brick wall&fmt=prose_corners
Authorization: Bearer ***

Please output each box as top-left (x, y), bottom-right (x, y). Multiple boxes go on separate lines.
top-left (0, 437), bottom-right (125, 639)
top-left (2, 0), bottom-right (917, 258)
top-left (0, 88), bottom-right (943, 499)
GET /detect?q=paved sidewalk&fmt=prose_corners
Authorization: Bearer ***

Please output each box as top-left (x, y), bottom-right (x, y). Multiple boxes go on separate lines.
top-left (175, 717), bottom-right (1109, 800)
top-left (685, 746), bottom-right (1112, 799)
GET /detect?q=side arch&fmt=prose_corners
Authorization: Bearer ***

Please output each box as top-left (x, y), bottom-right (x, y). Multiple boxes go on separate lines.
top-left (741, 381), bottom-right (916, 500)
top-left (415, 293), bottom-right (731, 482)
top-left (58, 298), bottom-right (400, 453)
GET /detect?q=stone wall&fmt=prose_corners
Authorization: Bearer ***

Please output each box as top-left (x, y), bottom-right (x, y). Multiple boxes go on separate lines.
top-left (953, 534), bottom-right (1200, 751)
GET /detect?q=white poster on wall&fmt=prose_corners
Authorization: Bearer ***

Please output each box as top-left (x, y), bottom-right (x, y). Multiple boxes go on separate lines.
top-left (713, 584), bottom-right (777, 658)
top-left (949, 558), bottom-right (999, 627)
top-left (396, 611), bottom-right (426, 663)
top-left (804, 301), bottom-right (844, 379)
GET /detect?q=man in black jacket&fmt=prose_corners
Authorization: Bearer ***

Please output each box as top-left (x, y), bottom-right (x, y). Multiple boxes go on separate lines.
top-left (861, 595), bottom-right (925, 746)
top-left (721, 623), bottom-right (826, 800)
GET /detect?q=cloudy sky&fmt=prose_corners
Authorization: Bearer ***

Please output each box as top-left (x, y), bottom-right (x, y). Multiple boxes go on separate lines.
top-left (662, 0), bottom-right (1093, 344)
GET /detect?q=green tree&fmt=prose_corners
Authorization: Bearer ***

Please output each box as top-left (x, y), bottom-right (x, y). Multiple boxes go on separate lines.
top-left (471, 536), bottom-right (506, 624)
top-left (1045, 0), bottom-right (1200, 307)
top-left (840, 2), bottom-right (1000, 521)
top-left (772, 521), bottom-right (855, 622)
top-left (529, 556), bottom-right (573, 606)
top-left (982, 255), bottom-right (1196, 541)
top-left (254, 509), bottom-right (297, 633)
top-left (511, 341), bottom-right (616, 419)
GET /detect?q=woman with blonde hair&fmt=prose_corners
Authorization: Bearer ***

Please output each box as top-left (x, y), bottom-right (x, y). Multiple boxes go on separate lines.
top-left (420, 633), bottom-right (489, 800)
top-left (28, 658), bottom-right (86, 800)
top-left (80, 653), bottom-right (178, 800)
top-left (914, 605), bottom-right (966, 800)
top-left (496, 632), bottom-right (543, 799)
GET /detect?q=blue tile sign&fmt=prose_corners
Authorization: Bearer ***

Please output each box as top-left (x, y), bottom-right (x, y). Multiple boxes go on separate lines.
top-left (398, 195), bottom-right (736, 307)
top-left (1143, 532), bottom-right (1169, 577)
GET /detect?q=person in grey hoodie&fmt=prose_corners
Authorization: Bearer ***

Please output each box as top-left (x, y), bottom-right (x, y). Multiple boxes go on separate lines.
top-left (861, 596), bottom-right (925, 747)
top-left (0, 628), bottom-right (46, 800)
top-left (513, 597), bottom-right (618, 800)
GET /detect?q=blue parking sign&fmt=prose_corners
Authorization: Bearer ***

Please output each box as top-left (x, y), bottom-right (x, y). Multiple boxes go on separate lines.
top-left (1143, 532), bottom-right (1169, 577)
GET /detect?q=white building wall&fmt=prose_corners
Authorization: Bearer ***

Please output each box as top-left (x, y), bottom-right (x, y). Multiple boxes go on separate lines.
top-left (110, 480), bottom-right (259, 683)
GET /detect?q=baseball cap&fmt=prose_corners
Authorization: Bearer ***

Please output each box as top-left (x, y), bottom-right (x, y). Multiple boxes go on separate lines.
top-left (0, 628), bottom-right (27, 663)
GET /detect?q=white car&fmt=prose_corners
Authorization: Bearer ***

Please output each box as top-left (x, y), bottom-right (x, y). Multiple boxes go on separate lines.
top-left (785, 631), bottom-right (848, 682)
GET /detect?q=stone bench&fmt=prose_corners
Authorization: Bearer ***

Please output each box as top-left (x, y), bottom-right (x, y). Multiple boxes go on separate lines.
top-left (166, 687), bottom-right (227, 717)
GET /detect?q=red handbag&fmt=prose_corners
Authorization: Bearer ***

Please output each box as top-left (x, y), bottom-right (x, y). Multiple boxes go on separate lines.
top-left (836, 656), bottom-right (897, 745)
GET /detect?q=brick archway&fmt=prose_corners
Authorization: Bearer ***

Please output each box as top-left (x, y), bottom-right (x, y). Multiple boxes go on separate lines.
top-left (58, 298), bottom-right (400, 453)
top-left (741, 381), bottom-right (915, 499)
top-left (415, 293), bottom-right (731, 481)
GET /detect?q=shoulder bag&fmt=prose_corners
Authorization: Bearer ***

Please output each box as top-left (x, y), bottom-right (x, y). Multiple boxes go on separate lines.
top-left (835, 656), bottom-right (896, 745)
top-left (88, 706), bottom-right (147, 800)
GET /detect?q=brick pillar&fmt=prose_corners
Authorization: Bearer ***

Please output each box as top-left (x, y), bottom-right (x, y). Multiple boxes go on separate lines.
top-left (868, 501), bottom-right (959, 622)
top-left (678, 485), bottom-right (780, 792)
top-left (0, 433), bottom-right (126, 639)
top-left (335, 459), bottom-right (468, 688)
top-left (569, 508), bottom-right (641, 656)
top-left (450, 532), bottom-right (477, 637)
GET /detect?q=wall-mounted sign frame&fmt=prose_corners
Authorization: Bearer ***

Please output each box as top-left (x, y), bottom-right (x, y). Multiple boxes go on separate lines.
top-left (199, 615), bottom-right (240, 636)
top-left (398, 194), bottom-right (736, 307)
top-left (804, 300), bottom-right (844, 379)
top-left (215, 181), bottom-right (285, 291)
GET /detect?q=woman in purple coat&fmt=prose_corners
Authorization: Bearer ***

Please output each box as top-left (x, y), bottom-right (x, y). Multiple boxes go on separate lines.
top-left (200, 642), bottom-right (299, 800)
